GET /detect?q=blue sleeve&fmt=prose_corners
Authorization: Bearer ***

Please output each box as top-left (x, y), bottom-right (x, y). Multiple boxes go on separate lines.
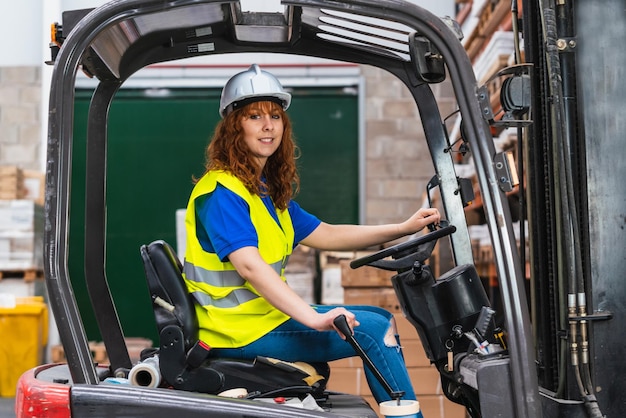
top-left (195, 185), bottom-right (258, 261)
top-left (289, 200), bottom-right (321, 245)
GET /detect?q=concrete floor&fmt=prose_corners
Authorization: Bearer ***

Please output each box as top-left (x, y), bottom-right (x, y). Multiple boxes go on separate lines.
top-left (0, 398), bottom-right (14, 418)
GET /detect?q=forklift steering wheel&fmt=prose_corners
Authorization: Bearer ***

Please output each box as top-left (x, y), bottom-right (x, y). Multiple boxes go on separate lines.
top-left (349, 223), bottom-right (456, 269)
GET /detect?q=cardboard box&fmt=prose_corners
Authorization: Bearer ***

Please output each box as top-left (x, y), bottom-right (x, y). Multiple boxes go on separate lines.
top-left (0, 166), bottom-right (26, 201)
top-left (416, 395), bottom-right (443, 418)
top-left (321, 266), bottom-right (344, 304)
top-left (0, 230), bottom-right (43, 271)
top-left (0, 201), bottom-right (44, 271)
top-left (0, 200), bottom-right (43, 232)
top-left (22, 170), bottom-right (45, 206)
top-left (394, 313), bottom-right (419, 340)
top-left (325, 365), bottom-right (363, 395)
top-left (443, 394), bottom-right (469, 418)
top-left (402, 339), bottom-right (431, 368)
top-left (320, 251), bottom-right (355, 305)
top-left (0, 166), bottom-right (22, 177)
top-left (285, 271), bottom-right (315, 304)
top-left (343, 287), bottom-right (401, 313)
top-left (50, 337), bottom-right (153, 364)
top-left (319, 251), bottom-right (356, 269)
top-left (407, 366), bottom-right (442, 395)
top-left (340, 259), bottom-right (395, 288)
top-left (416, 394), bottom-right (469, 418)
top-left (285, 246), bottom-right (317, 304)
top-left (328, 357), bottom-right (360, 369)
top-left (355, 366), bottom-right (440, 397)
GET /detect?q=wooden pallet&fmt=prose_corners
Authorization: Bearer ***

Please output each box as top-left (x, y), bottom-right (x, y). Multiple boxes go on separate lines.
top-left (0, 269), bottom-right (43, 282)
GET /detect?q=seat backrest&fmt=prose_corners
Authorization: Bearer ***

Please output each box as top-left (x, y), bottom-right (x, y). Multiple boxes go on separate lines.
top-left (140, 240), bottom-right (199, 348)
top-left (140, 240), bottom-right (332, 396)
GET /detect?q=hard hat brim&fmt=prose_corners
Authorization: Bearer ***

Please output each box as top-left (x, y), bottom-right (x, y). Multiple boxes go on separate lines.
top-left (221, 94), bottom-right (291, 117)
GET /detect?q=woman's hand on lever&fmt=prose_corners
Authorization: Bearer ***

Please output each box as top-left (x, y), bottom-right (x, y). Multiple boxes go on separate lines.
top-left (320, 307), bottom-right (360, 339)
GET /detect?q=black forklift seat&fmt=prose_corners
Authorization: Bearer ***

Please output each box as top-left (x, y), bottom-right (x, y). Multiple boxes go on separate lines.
top-left (139, 240), bottom-right (330, 396)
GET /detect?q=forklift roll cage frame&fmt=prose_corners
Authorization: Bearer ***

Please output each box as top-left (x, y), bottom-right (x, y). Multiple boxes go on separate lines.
top-left (44, 0), bottom-right (536, 416)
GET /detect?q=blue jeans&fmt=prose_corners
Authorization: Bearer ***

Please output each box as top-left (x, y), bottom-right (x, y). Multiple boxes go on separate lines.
top-left (210, 304), bottom-right (421, 412)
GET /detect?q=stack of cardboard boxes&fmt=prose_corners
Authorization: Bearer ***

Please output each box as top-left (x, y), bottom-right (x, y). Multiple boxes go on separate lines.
top-left (0, 166), bottom-right (44, 205)
top-left (0, 198), bottom-right (44, 277)
top-left (0, 166), bottom-right (26, 201)
top-left (50, 337), bottom-right (153, 365)
top-left (0, 165), bottom-right (45, 277)
top-left (322, 251), bottom-right (467, 418)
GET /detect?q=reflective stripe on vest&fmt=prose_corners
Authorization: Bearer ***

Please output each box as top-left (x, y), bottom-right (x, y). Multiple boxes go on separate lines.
top-left (183, 260), bottom-right (283, 287)
top-left (191, 288), bottom-right (259, 308)
top-left (183, 260), bottom-right (285, 308)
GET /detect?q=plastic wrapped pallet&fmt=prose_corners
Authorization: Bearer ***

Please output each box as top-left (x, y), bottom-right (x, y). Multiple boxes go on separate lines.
top-left (0, 200), bottom-right (44, 272)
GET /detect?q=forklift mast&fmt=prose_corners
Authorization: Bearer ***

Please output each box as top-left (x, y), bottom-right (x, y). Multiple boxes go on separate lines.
top-left (522, 0), bottom-right (625, 416)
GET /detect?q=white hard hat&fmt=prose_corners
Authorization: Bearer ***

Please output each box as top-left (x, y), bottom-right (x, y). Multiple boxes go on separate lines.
top-left (219, 64), bottom-right (292, 117)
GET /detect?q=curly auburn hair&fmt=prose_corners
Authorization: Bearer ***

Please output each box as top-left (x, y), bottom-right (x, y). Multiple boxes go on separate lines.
top-left (201, 101), bottom-right (300, 210)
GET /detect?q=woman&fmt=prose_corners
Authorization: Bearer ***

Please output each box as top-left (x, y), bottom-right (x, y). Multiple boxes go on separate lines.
top-left (183, 64), bottom-right (440, 409)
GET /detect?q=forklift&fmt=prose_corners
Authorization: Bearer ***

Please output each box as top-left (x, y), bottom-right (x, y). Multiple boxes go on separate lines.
top-left (15, 0), bottom-right (625, 417)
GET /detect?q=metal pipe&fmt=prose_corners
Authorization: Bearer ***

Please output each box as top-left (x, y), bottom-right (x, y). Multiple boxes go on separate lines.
top-left (555, 1), bottom-right (597, 406)
top-left (541, 1), bottom-right (605, 415)
top-left (539, 0), bottom-right (576, 401)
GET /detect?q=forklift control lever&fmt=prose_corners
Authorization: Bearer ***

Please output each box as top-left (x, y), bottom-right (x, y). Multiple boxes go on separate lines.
top-left (333, 314), bottom-right (404, 401)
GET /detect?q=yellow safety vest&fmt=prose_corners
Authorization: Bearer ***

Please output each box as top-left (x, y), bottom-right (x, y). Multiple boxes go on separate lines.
top-left (183, 170), bottom-right (294, 348)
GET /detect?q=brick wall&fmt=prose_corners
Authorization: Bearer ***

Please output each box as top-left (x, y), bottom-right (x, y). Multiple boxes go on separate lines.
top-left (0, 66), bottom-right (42, 170)
top-left (362, 65), bottom-right (456, 228)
